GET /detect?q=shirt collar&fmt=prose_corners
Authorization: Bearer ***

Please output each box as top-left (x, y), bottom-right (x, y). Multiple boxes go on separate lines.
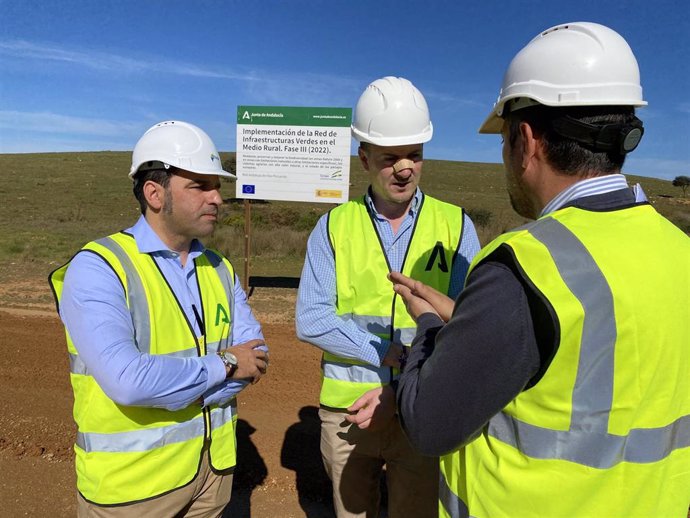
top-left (128, 215), bottom-right (206, 258)
top-left (541, 174), bottom-right (630, 216)
top-left (364, 187), bottom-right (423, 218)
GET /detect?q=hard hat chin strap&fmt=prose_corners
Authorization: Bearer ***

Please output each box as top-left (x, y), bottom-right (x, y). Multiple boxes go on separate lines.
top-left (550, 115), bottom-right (644, 155)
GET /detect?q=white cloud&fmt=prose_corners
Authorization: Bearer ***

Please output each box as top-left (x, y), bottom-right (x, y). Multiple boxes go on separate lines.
top-left (0, 39), bottom-right (257, 81)
top-left (423, 88), bottom-right (484, 109)
top-left (0, 110), bottom-right (141, 137)
top-left (0, 39), bottom-right (366, 108)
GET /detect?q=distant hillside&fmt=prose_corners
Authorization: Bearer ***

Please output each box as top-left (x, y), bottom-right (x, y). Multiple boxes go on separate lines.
top-left (1, 152), bottom-right (687, 289)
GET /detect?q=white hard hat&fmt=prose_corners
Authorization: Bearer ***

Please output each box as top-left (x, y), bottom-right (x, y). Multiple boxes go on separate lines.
top-left (352, 76), bottom-right (433, 146)
top-left (479, 22), bottom-right (647, 134)
top-left (129, 120), bottom-right (235, 179)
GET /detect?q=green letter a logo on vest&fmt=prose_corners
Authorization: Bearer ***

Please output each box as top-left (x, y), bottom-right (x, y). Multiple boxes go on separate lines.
top-left (425, 241), bottom-right (449, 272)
top-left (215, 304), bottom-right (230, 326)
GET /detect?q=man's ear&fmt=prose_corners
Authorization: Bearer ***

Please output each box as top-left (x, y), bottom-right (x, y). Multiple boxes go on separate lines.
top-left (519, 121), bottom-right (539, 170)
top-left (358, 146), bottom-right (370, 172)
top-left (143, 181), bottom-right (165, 212)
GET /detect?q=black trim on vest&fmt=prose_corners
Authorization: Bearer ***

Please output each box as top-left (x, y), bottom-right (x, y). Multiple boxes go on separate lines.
top-left (363, 194), bottom-right (395, 273)
top-left (450, 207), bottom-right (465, 275)
top-left (326, 210), bottom-right (338, 307)
top-left (325, 210), bottom-right (337, 258)
top-left (562, 187), bottom-right (648, 213)
top-left (48, 273), bottom-right (61, 313)
top-left (192, 256), bottom-right (207, 336)
top-left (399, 192), bottom-right (425, 275)
top-left (483, 244), bottom-right (561, 389)
top-left (48, 249), bottom-right (127, 314)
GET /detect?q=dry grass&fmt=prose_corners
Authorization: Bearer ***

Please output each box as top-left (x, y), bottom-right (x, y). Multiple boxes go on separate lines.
top-left (1, 151), bottom-right (687, 292)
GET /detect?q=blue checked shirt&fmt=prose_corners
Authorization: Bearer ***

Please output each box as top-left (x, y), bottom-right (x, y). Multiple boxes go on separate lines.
top-left (296, 188), bottom-right (481, 367)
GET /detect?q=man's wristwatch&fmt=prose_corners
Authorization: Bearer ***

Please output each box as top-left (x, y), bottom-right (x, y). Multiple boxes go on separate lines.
top-left (217, 350), bottom-right (238, 378)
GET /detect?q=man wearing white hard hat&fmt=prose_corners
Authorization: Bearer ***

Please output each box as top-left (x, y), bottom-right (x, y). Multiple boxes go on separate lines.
top-left (389, 23), bottom-right (690, 517)
top-left (50, 121), bottom-right (269, 516)
top-left (296, 77), bottom-right (480, 517)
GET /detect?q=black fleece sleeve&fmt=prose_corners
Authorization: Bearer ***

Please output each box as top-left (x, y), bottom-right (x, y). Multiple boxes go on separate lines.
top-left (396, 260), bottom-right (542, 457)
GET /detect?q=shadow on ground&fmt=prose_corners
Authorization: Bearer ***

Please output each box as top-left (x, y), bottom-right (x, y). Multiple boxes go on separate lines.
top-left (225, 411), bottom-right (335, 518)
top-left (281, 406), bottom-right (334, 518)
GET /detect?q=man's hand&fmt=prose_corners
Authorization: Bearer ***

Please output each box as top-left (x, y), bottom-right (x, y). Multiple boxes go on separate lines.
top-left (345, 385), bottom-right (396, 430)
top-left (382, 342), bottom-right (403, 368)
top-left (388, 271), bottom-right (455, 323)
top-left (219, 339), bottom-right (268, 384)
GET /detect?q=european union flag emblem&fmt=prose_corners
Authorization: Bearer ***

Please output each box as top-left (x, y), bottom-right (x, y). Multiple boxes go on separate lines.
top-left (242, 185), bottom-right (256, 194)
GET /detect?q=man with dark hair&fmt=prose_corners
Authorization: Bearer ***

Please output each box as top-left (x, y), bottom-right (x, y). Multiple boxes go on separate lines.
top-left (50, 120), bottom-right (269, 517)
top-left (390, 22), bottom-right (690, 517)
top-left (132, 166), bottom-right (172, 213)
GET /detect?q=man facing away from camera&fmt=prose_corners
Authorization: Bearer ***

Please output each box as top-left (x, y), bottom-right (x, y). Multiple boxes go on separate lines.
top-left (390, 23), bottom-right (690, 518)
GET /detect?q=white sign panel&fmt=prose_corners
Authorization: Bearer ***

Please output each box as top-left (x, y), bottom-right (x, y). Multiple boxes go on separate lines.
top-left (236, 106), bottom-right (352, 203)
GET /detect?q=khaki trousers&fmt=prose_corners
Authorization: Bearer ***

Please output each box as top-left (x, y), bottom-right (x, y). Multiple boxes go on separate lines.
top-left (319, 407), bottom-right (438, 518)
top-left (77, 442), bottom-right (234, 518)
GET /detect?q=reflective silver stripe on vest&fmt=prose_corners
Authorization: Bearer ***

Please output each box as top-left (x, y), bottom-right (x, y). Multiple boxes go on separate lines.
top-left (488, 411), bottom-right (690, 469)
top-left (205, 250), bottom-right (235, 351)
top-left (486, 217), bottom-right (690, 467)
top-left (324, 313), bottom-right (409, 384)
top-left (76, 414), bottom-right (205, 453)
top-left (95, 237), bottom-right (151, 354)
top-left (69, 346), bottom-right (202, 375)
top-left (342, 313), bottom-right (391, 338)
top-left (531, 219), bottom-right (617, 431)
top-left (165, 346), bottom-right (203, 358)
top-left (439, 469), bottom-right (470, 518)
top-left (322, 359), bottom-right (391, 384)
top-left (210, 398), bottom-right (237, 429)
top-left (69, 353), bottom-right (89, 376)
top-left (340, 313), bottom-right (415, 346)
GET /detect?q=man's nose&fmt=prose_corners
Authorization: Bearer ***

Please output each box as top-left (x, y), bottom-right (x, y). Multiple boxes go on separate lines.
top-left (392, 158), bottom-right (415, 173)
top-left (208, 189), bottom-right (223, 205)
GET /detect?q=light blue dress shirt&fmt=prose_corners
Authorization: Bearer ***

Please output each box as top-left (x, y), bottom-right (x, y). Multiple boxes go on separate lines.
top-left (295, 188), bottom-right (481, 366)
top-left (58, 215), bottom-right (265, 411)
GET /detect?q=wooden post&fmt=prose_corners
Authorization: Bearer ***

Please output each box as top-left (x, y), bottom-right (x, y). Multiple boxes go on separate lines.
top-left (243, 199), bottom-right (251, 292)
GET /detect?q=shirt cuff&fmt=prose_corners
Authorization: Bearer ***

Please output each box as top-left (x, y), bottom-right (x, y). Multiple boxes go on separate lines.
top-left (201, 353), bottom-right (227, 390)
top-left (368, 337), bottom-right (392, 367)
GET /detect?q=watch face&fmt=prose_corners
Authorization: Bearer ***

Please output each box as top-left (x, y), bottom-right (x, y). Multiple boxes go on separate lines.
top-left (225, 351), bottom-right (238, 366)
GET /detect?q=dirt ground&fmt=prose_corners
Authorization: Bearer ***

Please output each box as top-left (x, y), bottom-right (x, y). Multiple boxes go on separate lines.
top-left (0, 291), bottom-right (338, 518)
top-left (4, 287), bottom-right (687, 518)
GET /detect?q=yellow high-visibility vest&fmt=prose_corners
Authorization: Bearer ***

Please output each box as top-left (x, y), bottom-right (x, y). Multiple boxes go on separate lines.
top-left (440, 204), bottom-right (690, 518)
top-left (323, 194), bottom-right (464, 409)
top-left (50, 232), bottom-right (238, 505)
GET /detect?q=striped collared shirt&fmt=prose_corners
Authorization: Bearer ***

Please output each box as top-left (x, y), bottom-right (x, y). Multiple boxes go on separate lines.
top-left (541, 174), bottom-right (645, 216)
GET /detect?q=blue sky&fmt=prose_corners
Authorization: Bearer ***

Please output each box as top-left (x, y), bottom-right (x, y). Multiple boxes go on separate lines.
top-left (1, 0), bottom-right (688, 180)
